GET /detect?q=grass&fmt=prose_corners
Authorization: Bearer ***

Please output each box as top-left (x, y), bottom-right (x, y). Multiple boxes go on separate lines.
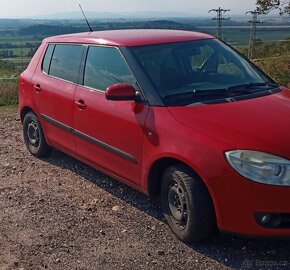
top-left (0, 79), bottom-right (18, 106)
top-left (3, 58), bottom-right (31, 69)
top-left (0, 97), bottom-right (18, 106)
top-left (255, 57), bottom-right (290, 86)
top-left (236, 39), bottom-right (290, 86)
top-left (0, 61), bottom-right (20, 106)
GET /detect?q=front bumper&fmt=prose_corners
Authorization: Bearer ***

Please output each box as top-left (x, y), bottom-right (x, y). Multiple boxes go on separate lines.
top-left (209, 173), bottom-right (290, 236)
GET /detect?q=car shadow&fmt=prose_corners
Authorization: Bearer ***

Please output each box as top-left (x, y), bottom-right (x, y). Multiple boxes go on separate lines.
top-left (43, 150), bottom-right (290, 270)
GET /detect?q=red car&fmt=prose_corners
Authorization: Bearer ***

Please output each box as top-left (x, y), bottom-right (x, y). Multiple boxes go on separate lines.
top-left (19, 29), bottom-right (290, 243)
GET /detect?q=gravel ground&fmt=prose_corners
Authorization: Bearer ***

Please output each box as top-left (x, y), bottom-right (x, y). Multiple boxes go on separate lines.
top-left (1, 105), bottom-right (290, 270)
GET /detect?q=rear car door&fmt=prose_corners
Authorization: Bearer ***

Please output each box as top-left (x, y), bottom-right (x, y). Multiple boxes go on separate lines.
top-left (74, 45), bottom-right (149, 185)
top-left (32, 44), bottom-right (84, 153)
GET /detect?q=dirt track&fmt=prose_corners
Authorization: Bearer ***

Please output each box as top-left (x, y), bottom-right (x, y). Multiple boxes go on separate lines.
top-left (1, 105), bottom-right (290, 270)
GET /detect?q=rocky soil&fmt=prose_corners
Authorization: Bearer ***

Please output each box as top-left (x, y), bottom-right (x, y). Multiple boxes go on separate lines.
top-left (1, 105), bottom-right (290, 270)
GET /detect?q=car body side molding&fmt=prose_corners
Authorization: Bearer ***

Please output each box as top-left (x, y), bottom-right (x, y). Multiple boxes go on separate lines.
top-left (41, 114), bottom-right (137, 164)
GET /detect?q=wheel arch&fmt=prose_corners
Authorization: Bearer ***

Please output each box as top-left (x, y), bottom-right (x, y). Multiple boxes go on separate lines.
top-left (147, 156), bottom-right (218, 238)
top-left (147, 156), bottom-right (208, 197)
top-left (20, 106), bottom-right (35, 123)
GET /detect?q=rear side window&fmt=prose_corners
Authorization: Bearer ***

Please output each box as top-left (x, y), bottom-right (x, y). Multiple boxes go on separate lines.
top-left (42, 44), bottom-right (55, 74)
top-left (84, 46), bottom-right (136, 91)
top-left (48, 44), bottom-right (84, 84)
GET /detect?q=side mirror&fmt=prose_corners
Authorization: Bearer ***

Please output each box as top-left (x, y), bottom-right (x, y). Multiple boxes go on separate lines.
top-left (105, 83), bottom-right (136, 101)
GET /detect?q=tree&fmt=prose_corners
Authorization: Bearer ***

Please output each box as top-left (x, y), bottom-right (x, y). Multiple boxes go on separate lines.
top-left (256, 0), bottom-right (290, 14)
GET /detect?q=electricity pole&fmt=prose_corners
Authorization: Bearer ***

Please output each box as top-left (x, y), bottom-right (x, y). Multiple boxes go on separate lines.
top-left (246, 10), bottom-right (262, 60)
top-left (209, 7), bottom-right (230, 39)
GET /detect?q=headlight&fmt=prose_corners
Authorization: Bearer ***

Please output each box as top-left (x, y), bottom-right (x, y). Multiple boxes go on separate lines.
top-left (225, 150), bottom-right (290, 186)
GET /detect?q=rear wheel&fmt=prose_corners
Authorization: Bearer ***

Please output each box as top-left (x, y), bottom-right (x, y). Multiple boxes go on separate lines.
top-left (161, 164), bottom-right (216, 243)
top-left (23, 112), bottom-right (52, 157)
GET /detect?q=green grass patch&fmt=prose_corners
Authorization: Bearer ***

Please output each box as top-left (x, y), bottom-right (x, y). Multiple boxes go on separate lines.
top-left (0, 61), bottom-right (20, 105)
top-left (0, 79), bottom-right (19, 101)
top-left (0, 97), bottom-right (17, 106)
top-left (255, 57), bottom-right (290, 86)
top-left (236, 39), bottom-right (290, 86)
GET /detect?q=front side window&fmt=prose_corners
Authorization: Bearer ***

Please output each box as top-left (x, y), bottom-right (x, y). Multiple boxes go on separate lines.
top-left (84, 46), bottom-right (136, 91)
top-left (48, 44), bottom-right (84, 83)
top-left (131, 39), bottom-right (277, 106)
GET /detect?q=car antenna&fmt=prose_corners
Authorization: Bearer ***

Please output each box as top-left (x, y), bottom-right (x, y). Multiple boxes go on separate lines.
top-left (79, 4), bottom-right (93, 32)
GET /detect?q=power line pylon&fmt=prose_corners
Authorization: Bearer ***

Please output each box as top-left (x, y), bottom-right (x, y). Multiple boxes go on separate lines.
top-left (209, 7), bottom-right (230, 39)
top-left (246, 10), bottom-right (262, 60)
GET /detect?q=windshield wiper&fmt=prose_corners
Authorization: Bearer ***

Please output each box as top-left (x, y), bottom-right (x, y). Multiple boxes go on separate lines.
top-left (228, 82), bottom-right (279, 94)
top-left (164, 89), bottom-right (228, 99)
top-left (163, 89), bottom-right (231, 105)
top-left (163, 82), bottom-right (280, 105)
top-left (164, 82), bottom-right (279, 99)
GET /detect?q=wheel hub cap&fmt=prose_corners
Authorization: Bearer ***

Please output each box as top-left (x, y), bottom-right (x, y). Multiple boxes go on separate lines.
top-left (168, 182), bottom-right (187, 224)
top-left (27, 121), bottom-right (39, 147)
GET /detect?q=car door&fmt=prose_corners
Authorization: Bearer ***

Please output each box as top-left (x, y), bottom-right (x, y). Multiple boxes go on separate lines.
top-left (74, 45), bottom-right (150, 185)
top-left (32, 44), bottom-right (84, 153)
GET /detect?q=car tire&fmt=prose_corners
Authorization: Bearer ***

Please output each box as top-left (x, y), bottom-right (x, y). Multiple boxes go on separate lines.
top-left (23, 112), bottom-right (52, 157)
top-left (161, 164), bottom-right (216, 243)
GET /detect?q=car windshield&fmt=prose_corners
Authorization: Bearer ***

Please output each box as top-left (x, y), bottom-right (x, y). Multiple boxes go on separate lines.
top-left (130, 39), bottom-right (278, 106)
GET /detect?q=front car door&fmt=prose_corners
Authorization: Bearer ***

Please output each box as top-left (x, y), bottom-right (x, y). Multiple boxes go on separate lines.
top-left (74, 45), bottom-right (150, 185)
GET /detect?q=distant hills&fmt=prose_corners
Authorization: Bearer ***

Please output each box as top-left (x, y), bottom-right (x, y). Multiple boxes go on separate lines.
top-left (27, 11), bottom-right (289, 24)
top-left (30, 11), bottom-right (194, 20)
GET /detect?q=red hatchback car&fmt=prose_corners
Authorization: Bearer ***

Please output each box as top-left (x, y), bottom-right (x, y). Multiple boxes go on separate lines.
top-left (19, 29), bottom-right (290, 243)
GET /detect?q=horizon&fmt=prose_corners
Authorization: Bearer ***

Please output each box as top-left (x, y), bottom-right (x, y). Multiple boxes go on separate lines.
top-left (0, 10), bottom-right (283, 21)
top-left (0, 0), bottom-right (258, 19)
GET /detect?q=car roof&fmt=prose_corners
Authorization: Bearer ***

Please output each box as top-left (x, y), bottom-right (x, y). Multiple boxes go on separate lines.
top-left (43, 29), bottom-right (214, 47)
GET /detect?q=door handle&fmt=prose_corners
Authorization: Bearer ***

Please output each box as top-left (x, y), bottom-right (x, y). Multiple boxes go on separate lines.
top-left (34, 84), bottom-right (41, 93)
top-left (75, 100), bottom-right (86, 109)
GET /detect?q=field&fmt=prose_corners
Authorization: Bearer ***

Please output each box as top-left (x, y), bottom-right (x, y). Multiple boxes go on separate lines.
top-left (202, 27), bottom-right (290, 44)
top-left (0, 35), bottom-right (39, 42)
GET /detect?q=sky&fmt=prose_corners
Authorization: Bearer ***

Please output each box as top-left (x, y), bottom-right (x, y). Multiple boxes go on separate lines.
top-left (0, 0), bottom-right (257, 18)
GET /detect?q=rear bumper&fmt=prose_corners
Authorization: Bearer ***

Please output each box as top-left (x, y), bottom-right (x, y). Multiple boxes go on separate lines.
top-left (209, 173), bottom-right (290, 236)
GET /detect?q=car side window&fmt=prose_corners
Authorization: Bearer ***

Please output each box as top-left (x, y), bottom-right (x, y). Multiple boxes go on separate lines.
top-left (42, 44), bottom-right (55, 74)
top-left (84, 46), bottom-right (136, 91)
top-left (49, 44), bottom-right (84, 84)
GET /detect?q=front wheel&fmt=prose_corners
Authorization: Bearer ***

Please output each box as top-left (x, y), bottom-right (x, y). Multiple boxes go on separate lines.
top-left (23, 112), bottom-right (52, 157)
top-left (161, 164), bottom-right (216, 243)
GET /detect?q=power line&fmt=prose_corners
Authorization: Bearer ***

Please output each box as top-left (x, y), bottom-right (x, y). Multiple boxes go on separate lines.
top-left (209, 7), bottom-right (230, 39)
top-left (246, 10), bottom-right (263, 60)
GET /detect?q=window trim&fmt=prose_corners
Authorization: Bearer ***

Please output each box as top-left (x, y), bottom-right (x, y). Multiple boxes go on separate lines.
top-left (41, 44), bottom-right (55, 75)
top-left (41, 43), bottom-right (85, 85)
top-left (80, 44), bottom-right (146, 99)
